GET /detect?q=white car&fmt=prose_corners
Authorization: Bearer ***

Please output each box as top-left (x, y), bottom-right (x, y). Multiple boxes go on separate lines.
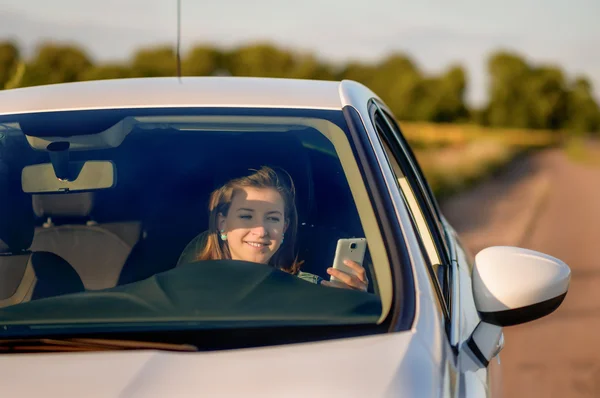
top-left (0, 77), bottom-right (570, 397)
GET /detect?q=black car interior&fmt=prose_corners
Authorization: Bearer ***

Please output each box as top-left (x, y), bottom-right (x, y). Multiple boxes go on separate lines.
top-left (0, 126), bottom-right (370, 307)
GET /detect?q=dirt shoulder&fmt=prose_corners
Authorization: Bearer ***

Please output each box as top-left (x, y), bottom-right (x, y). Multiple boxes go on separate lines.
top-left (441, 148), bottom-right (600, 398)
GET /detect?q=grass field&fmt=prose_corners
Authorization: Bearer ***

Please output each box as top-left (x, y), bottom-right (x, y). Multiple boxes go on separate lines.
top-left (399, 122), bottom-right (562, 199)
top-left (564, 136), bottom-right (600, 167)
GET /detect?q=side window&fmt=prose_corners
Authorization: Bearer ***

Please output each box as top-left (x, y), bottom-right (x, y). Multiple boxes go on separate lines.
top-left (380, 137), bottom-right (441, 266)
top-left (380, 110), bottom-right (452, 262)
top-left (370, 104), bottom-right (451, 315)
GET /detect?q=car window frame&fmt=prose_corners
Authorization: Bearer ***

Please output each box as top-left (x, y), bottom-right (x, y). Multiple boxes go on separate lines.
top-left (375, 104), bottom-right (453, 262)
top-left (342, 104), bottom-right (418, 332)
top-left (367, 101), bottom-right (452, 323)
top-left (378, 108), bottom-right (452, 263)
top-left (1, 106), bottom-right (412, 336)
top-left (374, 103), bottom-right (466, 350)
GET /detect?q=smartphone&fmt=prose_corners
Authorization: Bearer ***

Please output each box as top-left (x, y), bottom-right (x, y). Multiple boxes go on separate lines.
top-left (330, 238), bottom-right (367, 282)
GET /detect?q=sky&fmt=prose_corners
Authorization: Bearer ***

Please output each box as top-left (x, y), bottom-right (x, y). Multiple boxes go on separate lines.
top-left (1, 0), bottom-right (599, 106)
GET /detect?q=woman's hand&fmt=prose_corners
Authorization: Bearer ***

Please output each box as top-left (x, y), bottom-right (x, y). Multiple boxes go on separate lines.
top-left (321, 260), bottom-right (368, 292)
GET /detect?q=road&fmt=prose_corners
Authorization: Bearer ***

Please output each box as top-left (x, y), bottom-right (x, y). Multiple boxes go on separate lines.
top-left (441, 148), bottom-right (600, 398)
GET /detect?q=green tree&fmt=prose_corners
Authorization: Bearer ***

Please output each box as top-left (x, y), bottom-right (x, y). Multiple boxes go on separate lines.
top-left (336, 61), bottom-right (377, 84)
top-left (183, 46), bottom-right (222, 76)
top-left (131, 46), bottom-right (177, 77)
top-left (484, 51), bottom-right (532, 128)
top-left (337, 55), bottom-right (469, 123)
top-left (3, 61), bottom-right (26, 90)
top-left (287, 53), bottom-right (334, 80)
top-left (525, 66), bottom-right (569, 130)
top-left (369, 54), bottom-right (423, 120)
top-left (482, 51), bottom-right (596, 131)
top-left (565, 77), bottom-right (600, 134)
top-left (5, 40), bottom-right (598, 131)
top-left (223, 43), bottom-right (334, 80)
top-left (0, 41), bottom-right (20, 88)
top-left (224, 43), bottom-right (296, 77)
top-left (418, 66), bottom-right (469, 122)
top-left (80, 64), bottom-right (133, 81)
top-left (439, 65), bottom-right (469, 120)
top-left (370, 54), bottom-right (421, 99)
top-left (19, 43), bottom-right (93, 87)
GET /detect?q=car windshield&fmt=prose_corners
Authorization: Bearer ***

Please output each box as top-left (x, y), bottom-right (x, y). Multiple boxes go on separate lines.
top-left (0, 107), bottom-right (394, 340)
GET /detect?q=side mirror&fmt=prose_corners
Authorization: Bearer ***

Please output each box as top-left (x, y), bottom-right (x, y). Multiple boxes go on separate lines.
top-left (464, 246), bottom-right (570, 368)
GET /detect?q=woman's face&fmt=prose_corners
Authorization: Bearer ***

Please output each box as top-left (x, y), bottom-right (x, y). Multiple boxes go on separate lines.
top-left (218, 187), bottom-right (287, 264)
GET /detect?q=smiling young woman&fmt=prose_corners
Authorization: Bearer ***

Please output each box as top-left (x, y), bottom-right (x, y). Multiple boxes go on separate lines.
top-left (178, 166), bottom-right (368, 291)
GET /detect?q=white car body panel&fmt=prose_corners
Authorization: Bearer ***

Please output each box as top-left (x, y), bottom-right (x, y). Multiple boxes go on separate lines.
top-left (0, 332), bottom-right (443, 398)
top-left (0, 77), bottom-right (345, 115)
top-left (473, 246), bottom-right (570, 312)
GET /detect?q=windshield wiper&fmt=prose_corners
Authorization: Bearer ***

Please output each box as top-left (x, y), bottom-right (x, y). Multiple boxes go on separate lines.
top-left (0, 338), bottom-right (198, 353)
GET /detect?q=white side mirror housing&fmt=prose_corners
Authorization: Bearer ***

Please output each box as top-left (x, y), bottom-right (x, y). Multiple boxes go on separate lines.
top-left (465, 246), bottom-right (570, 368)
top-left (473, 246), bottom-right (570, 326)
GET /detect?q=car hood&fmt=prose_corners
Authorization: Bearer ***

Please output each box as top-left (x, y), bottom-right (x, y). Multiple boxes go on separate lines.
top-left (0, 331), bottom-right (441, 397)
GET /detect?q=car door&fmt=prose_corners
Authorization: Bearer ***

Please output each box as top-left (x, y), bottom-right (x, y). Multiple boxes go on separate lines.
top-left (365, 101), bottom-right (457, 396)
top-left (368, 100), bottom-right (496, 397)
top-left (444, 219), bottom-right (504, 398)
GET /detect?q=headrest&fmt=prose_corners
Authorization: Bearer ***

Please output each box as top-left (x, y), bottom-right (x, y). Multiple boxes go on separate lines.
top-left (32, 192), bottom-right (94, 219)
top-left (0, 187), bottom-right (35, 253)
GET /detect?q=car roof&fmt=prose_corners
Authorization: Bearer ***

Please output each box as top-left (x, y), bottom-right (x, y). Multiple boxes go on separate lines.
top-left (0, 77), bottom-right (370, 116)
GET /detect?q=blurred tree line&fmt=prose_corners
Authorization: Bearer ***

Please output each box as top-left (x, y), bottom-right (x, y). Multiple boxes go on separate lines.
top-left (1, 40), bottom-right (599, 134)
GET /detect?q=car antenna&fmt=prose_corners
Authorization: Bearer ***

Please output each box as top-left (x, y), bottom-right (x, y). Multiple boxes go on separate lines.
top-left (176, 0), bottom-right (182, 79)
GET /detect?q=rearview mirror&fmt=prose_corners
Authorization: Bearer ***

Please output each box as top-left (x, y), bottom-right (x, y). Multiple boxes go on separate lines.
top-left (22, 161), bottom-right (116, 193)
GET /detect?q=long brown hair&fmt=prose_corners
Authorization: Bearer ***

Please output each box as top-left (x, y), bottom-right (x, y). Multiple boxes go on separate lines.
top-left (197, 166), bottom-right (301, 274)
